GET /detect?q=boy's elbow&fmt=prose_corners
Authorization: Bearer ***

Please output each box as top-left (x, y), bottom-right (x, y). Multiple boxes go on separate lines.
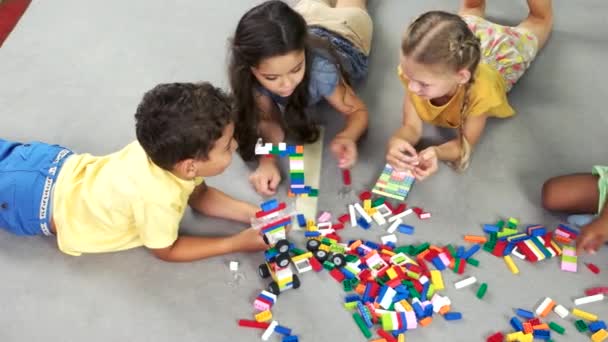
top-left (149, 245), bottom-right (176, 262)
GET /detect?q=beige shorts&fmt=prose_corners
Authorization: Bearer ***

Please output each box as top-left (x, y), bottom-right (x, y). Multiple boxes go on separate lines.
top-left (295, 0), bottom-right (373, 55)
top-left (462, 15), bottom-right (539, 91)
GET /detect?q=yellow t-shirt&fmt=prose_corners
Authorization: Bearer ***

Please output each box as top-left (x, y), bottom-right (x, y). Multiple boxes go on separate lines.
top-left (397, 63), bottom-right (515, 128)
top-left (52, 141), bottom-right (203, 256)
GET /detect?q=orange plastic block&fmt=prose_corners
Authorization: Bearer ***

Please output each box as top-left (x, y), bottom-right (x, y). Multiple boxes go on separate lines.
top-left (419, 317), bottom-right (433, 327)
top-left (523, 322), bottom-right (533, 334)
top-left (533, 324), bottom-right (549, 330)
top-left (296, 145), bottom-right (304, 153)
top-left (464, 235), bottom-right (487, 243)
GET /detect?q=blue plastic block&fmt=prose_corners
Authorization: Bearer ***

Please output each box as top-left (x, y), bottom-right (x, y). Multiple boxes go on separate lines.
top-left (423, 303), bottom-right (434, 317)
top-left (456, 246), bottom-right (465, 258)
top-left (304, 231), bottom-right (321, 238)
top-left (432, 257), bottom-right (446, 271)
top-left (510, 317), bottom-right (524, 332)
top-left (589, 321), bottom-right (607, 333)
top-left (532, 329), bottom-right (550, 340)
top-left (385, 242), bottom-right (397, 249)
top-left (364, 241), bottom-right (380, 250)
top-left (282, 336), bottom-right (299, 342)
top-left (515, 308), bottom-right (535, 319)
top-left (275, 325), bottom-right (292, 336)
top-left (483, 224), bottom-right (500, 233)
top-left (357, 217), bottom-right (371, 229)
top-left (261, 199), bottom-right (279, 212)
top-left (461, 244), bottom-right (481, 259)
top-left (344, 295), bottom-right (361, 303)
top-left (397, 224), bottom-right (415, 235)
top-left (296, 214), bottom-right (306, 228)
top-left (444, 312), bottom-right (462, 321)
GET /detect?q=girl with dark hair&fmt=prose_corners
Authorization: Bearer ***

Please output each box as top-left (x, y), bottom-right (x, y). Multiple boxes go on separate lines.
top-left (229, 0), bottom-right (373, 196)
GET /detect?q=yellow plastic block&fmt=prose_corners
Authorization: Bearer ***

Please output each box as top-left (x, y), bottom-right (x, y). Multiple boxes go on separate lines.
top-left (504, 255), bottom-right (519, 275)
top-left (255, 310), bottom-right (272, 322)
top-left (397, 333), bottom-right (406, 342)
top-left (430, 270), bottom-right (445, 290)
top-left (319, 244), bottom-right (330, 252)
top-left (277, 277), bottom-right (293, 288)
top-left (398, 300), bottom-right (413, 312)
top-left (386, 267), bottom-right (398, 280)
top-left (592, 329), bottom-right (608, 342)
top-left (364, 199), bottom-right (372, 210)
top-left (506, 331), bottom-right (524, 342)
top-left (291, 252), bottom-right (313, 263)
top-left (572, 308), bottom-right (598, 321)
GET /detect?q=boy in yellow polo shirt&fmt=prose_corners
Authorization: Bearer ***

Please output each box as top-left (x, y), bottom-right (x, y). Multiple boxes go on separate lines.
top-left (0, 82), bottom-right (267, 261)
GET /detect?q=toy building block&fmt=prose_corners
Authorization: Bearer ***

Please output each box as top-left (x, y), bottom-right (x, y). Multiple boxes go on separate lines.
top-left (572, 308), bottom-right (598, 321)
top-left (574, 294), bottom-right (604, 306)
top-left (536, 297), bottom-right (556, 317)
top-left (454, 276), bottom-right (477, 289)
top-left (371, 164), bottom-right (415, 201)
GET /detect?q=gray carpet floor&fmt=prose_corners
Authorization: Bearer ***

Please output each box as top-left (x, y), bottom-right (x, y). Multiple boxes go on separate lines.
top-left (1, 1), bottom-right (607, 341)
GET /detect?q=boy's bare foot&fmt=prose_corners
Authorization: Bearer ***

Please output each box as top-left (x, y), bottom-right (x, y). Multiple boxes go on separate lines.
top-left (231, 227), bottom-right (268, 253)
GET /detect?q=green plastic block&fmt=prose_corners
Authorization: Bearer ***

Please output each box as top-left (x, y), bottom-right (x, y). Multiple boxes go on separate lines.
top-left (353, 313), bottom-right (372, 338)
top-left (549, 321), bottom-right (565, 335)
top-left (291, 248), bottom-right (306, 256)
top-left (409, 287), bottom-right (421, 299)
top-left (309, 189), bottom-right (319, 197)
top-left (466, 258), bottom-right (480, 267)
top-left (344, 301), bottom-right (358, 310)
top-left (574, 320), bottom-right (588, 333)
top-left (350, 278), bottom-right (360, 288)
top-left (476, 283), bottom-right (488, 299)
top-left (323, 261), bottom-right (335, 270)
top-left (345, 254), bottom-right (359, 263)
top-left (372, 197), bottom-right (385, 207)
top-left (414, 242), bottom-right (431, 255)
top-left (290, 173), bottom-right (304, 181)
top-left (321, 237), bottom-right (334, 245)
top-left (496, 220), bottom-right (505, 229)
top-left (453, 258), bottom-right (461, 273)
top-left (381, 313), bottom-right (394, 331)
top-left (447, 244), bottom-right (457, 257)
top-left (343, 280), bottom-right (352, 292)
top-left (427, 284), bottom-right (436, 299)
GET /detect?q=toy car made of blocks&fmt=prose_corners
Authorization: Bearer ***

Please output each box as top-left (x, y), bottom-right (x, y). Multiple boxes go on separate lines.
top-left (252, 199), bottom-right (301, 295)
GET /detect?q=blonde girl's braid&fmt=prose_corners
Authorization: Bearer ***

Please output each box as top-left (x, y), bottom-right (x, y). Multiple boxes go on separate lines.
top-left (454, 36), bottom-right (480, 172)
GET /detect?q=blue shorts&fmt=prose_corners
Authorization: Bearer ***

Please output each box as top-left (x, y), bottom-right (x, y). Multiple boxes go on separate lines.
top-left (0, 140), bottom-right (72, 236)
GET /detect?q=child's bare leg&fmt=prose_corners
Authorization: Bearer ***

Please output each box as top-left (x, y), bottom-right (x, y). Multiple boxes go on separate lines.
top-left (542, 174), bottom-right (599, 214)
top-left (335, 0), bottom-right (367, 11)
top-left (459, 0), bottom-right (486, 18)
top-left (517, 0), bottom-right (553, 50)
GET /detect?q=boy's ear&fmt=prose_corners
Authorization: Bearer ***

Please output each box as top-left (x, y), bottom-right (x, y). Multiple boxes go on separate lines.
top-left (456, 68), bottom-right (472, 85)
top-left (174, 158), bottom-right (197, 178)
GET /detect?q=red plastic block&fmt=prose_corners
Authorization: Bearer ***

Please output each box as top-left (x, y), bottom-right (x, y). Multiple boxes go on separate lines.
top-left (486, 332), bottom-right (504, 342)
top-left (586, 263), bottom-right (600, 274)
top-left (338, 214), bottom-right (350, 223)
top-left (255, 202), bottom-right (287, 218)
top-left (342, 169), bottom-right (352, 185)
top-left (333, 223), bottom-right (345, 230)
top-left (492, 241), bottom-right (508, 257)
top-left (377, 329), bottom-right (397, 342)
top-left (329, 268), bottom-right (345, 282)
top-left (309, 256), bottom-right (323, 272)
top-left (359, 191), bottom-right (372, 201)
top-left (393, 204), bottom-right (406, 214)
top-left (238, 319), bottom-right (271, 329)
top-left (457, 259), bottom-right (466, 274)
top-left (586, 287), bottom-right (608, 296)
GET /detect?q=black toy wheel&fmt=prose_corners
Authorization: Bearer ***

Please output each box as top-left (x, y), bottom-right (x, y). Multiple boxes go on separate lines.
top-left (258, 264), bottom-right (270, 279)
top-left (331, 254), bottom-right (346, 268)
top-left (292, 274), bottom-right (301, 289)
top-left (314, 249), bottom-right (328, 262)
top-left (275, 253), bottom-right (291, 268)
top-left (306, 239), bottom-right (321, 252)
top-left (262, 234), bottom-right (270, 245)
top-left (268, 282), bottom-right (280, 295)
top-left (275, 239), bottom-right (290, 254)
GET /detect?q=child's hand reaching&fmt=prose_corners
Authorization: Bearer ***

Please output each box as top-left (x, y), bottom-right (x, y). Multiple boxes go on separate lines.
top-left (331, 135), bottom-right (357, 169)
top-left (386, 137), bottom-right (419, 172)
top-left (413, 147), bottom-right (438, 181)
top-left (576, 218), bottom-right (608, 255)
top-left (231, 227), bottom-right (268, 253)
top-left (249, 158), bottom-right (281, 196)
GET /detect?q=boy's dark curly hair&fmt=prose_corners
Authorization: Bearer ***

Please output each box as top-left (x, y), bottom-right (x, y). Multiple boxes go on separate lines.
top-left (135, 82), bottom-right (233, 170)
